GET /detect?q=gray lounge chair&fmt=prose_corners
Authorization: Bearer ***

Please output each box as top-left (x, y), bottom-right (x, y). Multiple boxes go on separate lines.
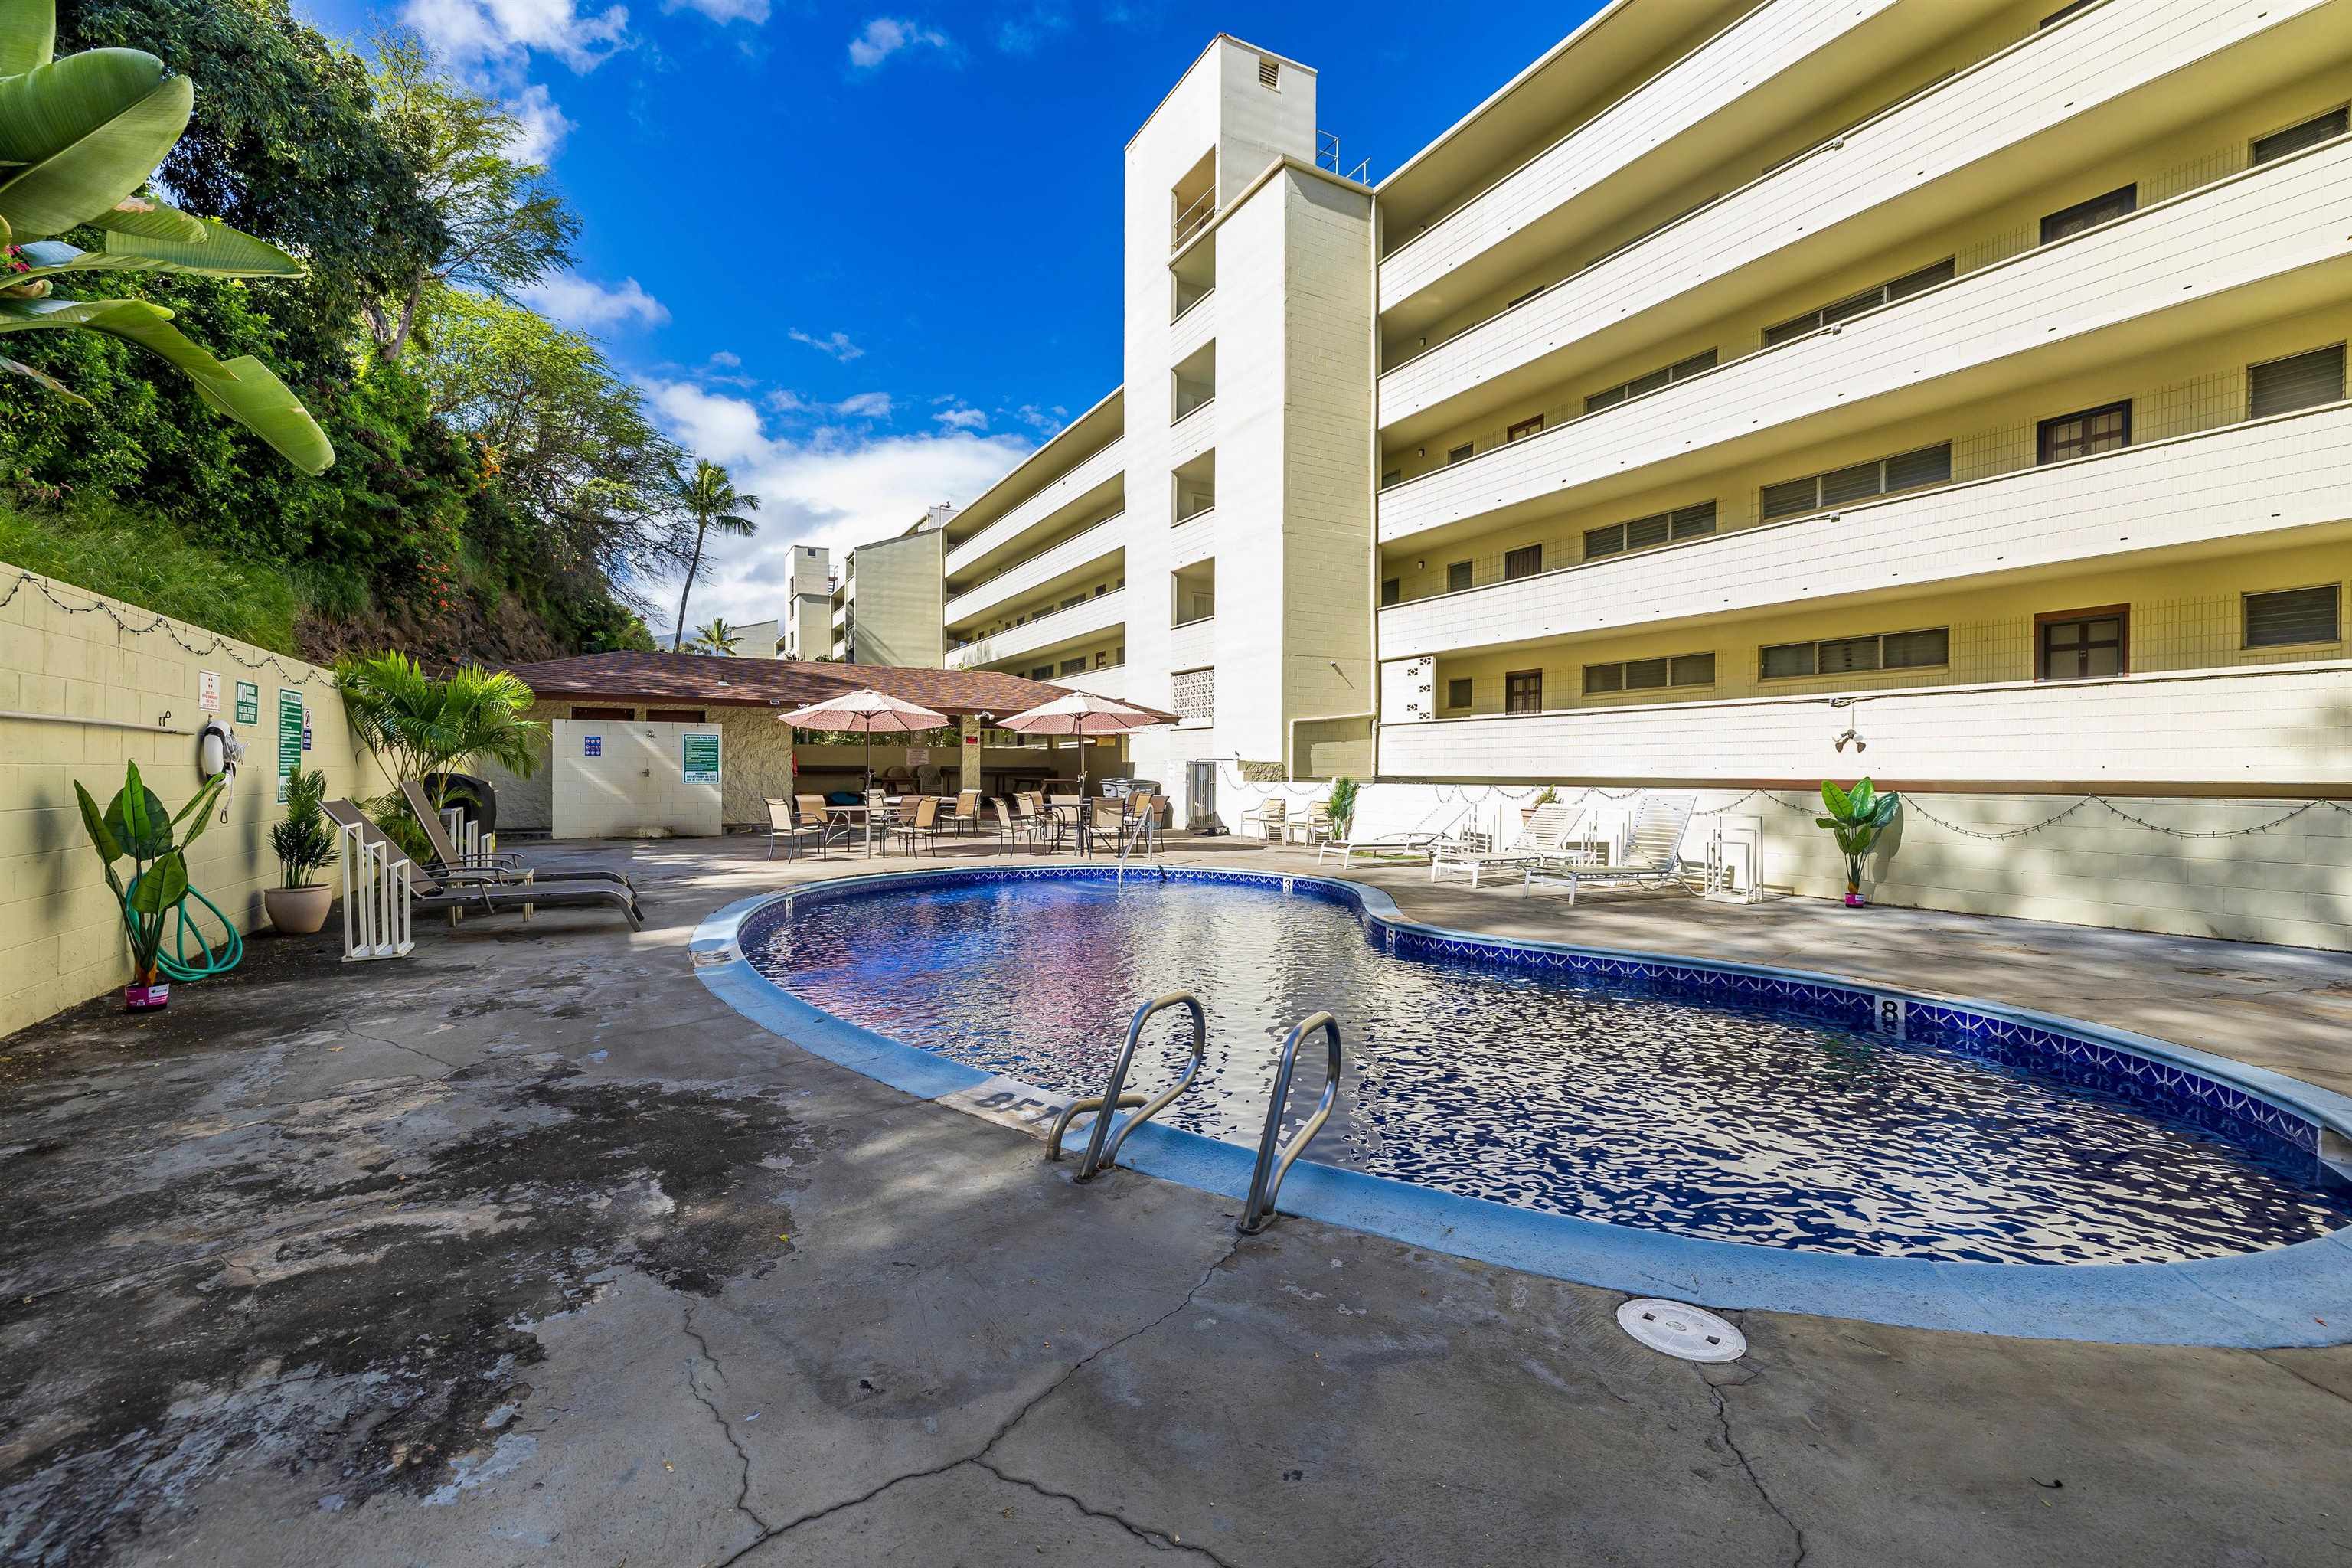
top-left (325, 801), bottom-right (643, 930)
top-left (400, 779), bottom-right (633, 890)
top-left (1522, 793), bottom-right (1699, 902)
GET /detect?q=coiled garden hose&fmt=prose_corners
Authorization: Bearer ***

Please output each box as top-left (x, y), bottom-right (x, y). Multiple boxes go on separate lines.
top-left (121, 874), bottom-right (245, 983)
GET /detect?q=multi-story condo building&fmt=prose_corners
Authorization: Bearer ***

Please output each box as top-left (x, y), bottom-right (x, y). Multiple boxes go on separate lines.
top-left (779, 544), bottom-right (834, 659)
top-left (831, 505), bottom-right (954, 665)
top-left (825, 0), bottom-right (2352, 947)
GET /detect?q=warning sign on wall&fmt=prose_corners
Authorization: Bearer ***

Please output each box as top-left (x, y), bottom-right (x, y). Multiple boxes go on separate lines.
top-left (198, 671), bottom-right (223, 712)
top-left (682, 731), bottom-right (720, 784)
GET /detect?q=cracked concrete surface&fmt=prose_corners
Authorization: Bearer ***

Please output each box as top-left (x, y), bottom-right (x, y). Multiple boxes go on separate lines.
top-left (2, 835), bottom-right (2350, 1566)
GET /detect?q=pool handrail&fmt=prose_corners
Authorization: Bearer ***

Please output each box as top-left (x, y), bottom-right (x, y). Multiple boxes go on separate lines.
top-left (1048, 990), bottom-right (1209, 1180)
top-left (1240, 1011), bottom-right (1344, 1235)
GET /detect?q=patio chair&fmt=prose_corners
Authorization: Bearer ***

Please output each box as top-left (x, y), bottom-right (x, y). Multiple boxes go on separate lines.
top-left (946, 789), bottom-right (983, 836)
top-left (993, 796), bottom-right (1049, 854)
top-left (325, 801), bottom-right (642, 930)
top-left (796, 794), bottom-right (845, 857)
top-left (1237, 796), bottom-right (1287, 841)
top-left (1283, 800), bottom-right (1334, 847)
top-left (1523, 792), bottom-right (1700, 902)
top-left (1431, 802), bottom-right (1584, 888)
top-left (887, 793), bottom-right (946, 857)
top-left (1316, 801), bottom-right (1478, 868)
top-left (397, 779), bottom-right (632, 890)
top-left (764, 797), bottom-right (829, 861)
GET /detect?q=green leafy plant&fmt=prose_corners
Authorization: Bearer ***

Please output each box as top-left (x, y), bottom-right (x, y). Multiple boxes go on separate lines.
top-left (73, 760), bottom-right (224, 987)
top-left (1531, 786), bottom-right (1559, 807)
top-left (1818, 778), bottom-right (1900, 903)
top-left (669, 458), bottom-right (759, 652)
top-left (269, 766), bottom-right (335, 887)
top-left (1327, 776), bottom-right (1359, 838)
top-left (335, 651), bottom-right (544, 827)
top-left (0, 0), bottom-right (332, 471)
top-left (687, 616), bottom-right (743, 655)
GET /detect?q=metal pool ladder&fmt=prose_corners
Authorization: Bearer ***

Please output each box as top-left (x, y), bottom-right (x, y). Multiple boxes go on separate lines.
top-left (1047, 991), bottom-right (1207, 1180)
top-left (1239, 1012), bottom-right (1343, 1235)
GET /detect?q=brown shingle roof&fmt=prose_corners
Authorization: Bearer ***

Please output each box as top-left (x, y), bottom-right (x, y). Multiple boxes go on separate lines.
top-left (499, 652), bottom-right (1174, 722)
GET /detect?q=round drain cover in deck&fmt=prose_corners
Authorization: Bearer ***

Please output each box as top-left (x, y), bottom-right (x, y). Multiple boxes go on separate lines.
top-left (1616, 1298), bottom-right (1745, 1362)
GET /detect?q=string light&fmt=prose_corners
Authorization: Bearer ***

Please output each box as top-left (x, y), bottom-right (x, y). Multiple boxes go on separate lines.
top-left (2, 569), bottom-right (328, 686)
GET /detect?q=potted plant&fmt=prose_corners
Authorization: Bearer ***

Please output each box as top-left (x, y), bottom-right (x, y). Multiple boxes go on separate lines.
top-left (1327, 776), bottom-right (1359, 840)
top-left (74, 762), bottom-right (226, 1009)
top-left (1818, 778), bottom-right (1900, 906)
top-left (265, 769), bottom-right (337, 934)
top-left (1522, 785), bottom-right (1558, 826)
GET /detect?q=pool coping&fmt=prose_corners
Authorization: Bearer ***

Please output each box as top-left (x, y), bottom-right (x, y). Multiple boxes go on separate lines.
top-left (690, 864), bottom-right (2352, 1348)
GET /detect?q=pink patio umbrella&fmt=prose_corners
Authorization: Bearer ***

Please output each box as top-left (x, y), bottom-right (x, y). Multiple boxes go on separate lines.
top-left (992, 691), bottom-right (1167, 802)
top-left (777, 688), bottom-right (950, 794)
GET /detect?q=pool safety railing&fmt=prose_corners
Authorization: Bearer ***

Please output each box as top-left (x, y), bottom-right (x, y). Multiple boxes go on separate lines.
top-left (1048, 991), bottom-right (1209, 1180)
top-left (338, 820), bottom-right (414, 962)
top-left (1239, 1012), bottom-right (1344, 1235)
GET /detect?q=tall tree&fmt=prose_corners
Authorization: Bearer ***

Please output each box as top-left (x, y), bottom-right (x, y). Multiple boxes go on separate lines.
top-left (670, 459), bottom-right (758, 652)
top-left (363, 30), bottom-right (577, 360)
top-left (687, 616), bottom-right (743, 655)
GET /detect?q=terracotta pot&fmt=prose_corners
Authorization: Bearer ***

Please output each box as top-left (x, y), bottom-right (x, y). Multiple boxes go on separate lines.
top-left (265, 884), bottom-right (333, 935)
top-left (124, 981), bottom-right (169, 1010)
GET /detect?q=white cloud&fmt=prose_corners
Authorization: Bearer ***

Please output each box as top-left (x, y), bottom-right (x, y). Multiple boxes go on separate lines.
top-left (995, 5), bottom-right (1068, 54)
top-left (789, 328), bottom-right (864, 362)
top-left (636, 378), bottom-right (1031, 624)
top-left (500, 83), bottom-right (575, 163)
top-left (1014, 403), bottom-right (1064, 433)
top-left (401, 0), bottom-right (629, 77)
top-left (848, 17), bottom-right (948, 69)
top-left (707, 349), bottom-right (742, 368)
top-left (835, 391), bottom-right (894, 419)
top-left (664, 0), bottom-right (768, 21)
top-left (933, 406), bottom-right (988, 430)
top-left (518, 273), bottom-right (671, 330)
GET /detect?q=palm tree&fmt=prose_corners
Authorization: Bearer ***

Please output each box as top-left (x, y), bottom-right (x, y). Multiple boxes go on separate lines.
top-left (335, 652), bottom-right (546, 822)
top-left (671, 459), bottom-right (760, 652)
top-left (688, 617), bottom-right (745, 655)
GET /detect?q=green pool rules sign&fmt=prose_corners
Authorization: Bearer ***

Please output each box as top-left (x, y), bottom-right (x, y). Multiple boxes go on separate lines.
top-left (682, 731), bottom-right (720, 784)
top-left (276, 688), bottom-right (304, 802)
top-left (234, 680), bottom-right (259, 725)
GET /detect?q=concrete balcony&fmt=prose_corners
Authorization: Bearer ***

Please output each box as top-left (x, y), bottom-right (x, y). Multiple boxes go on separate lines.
top-left (1379, 0), bottom-right (2334, 442)
top-left (942, 515), bottom-right (1124, 632)
top-left (1377, 0), bottom-right (2004, 328)
top-left (1379, 662), bottom-right (2352, 789)
top-left (1378, 139), bottom-right (2352, 547)
top-left (1169, 511), bottom-right (1214, 571)
top-left (1380, 403), bottom-right (2352, 661)
top-left (943, 436), bottom-right (1125, 584)
top-left (946, 587), bottom-right (1125, 671)
top-left (1051, 665), bottom-right (1130, 701)
top-left (1168, 616), bottom-right (1214, 670)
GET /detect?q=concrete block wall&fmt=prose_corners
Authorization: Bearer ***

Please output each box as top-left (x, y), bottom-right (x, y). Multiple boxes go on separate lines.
top-left (0, 562), bottom-right (386, 1037)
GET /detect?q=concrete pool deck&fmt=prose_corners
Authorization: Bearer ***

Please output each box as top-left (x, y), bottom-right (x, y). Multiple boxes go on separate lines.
top-left (3, 833), bottom-right (2349, 1565)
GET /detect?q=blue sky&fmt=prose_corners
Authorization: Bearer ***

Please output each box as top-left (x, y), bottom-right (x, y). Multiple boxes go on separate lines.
top-left (292, 0), bottom-right (1602, 626)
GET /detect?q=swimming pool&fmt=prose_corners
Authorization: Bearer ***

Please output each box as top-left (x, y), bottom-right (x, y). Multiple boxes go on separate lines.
top-left (737, 868), bottom-right (2352, 1268)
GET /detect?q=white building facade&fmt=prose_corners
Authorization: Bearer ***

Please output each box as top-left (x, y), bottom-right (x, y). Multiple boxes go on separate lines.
top-left (853, 4), bottom-right (2352, 947)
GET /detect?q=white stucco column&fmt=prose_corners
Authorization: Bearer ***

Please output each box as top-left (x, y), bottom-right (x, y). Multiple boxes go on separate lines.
top-left (959, 714), bottom-right (982, 792)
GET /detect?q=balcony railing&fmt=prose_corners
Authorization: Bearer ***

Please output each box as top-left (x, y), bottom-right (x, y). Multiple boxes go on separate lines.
top-left (1173, 185), bottom-right (1217, 250)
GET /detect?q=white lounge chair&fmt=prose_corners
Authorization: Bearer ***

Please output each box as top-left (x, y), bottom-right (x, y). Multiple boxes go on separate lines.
top-left (325, 800), bottom-right (644, 930)
top-left (1431, 802), bottom-right (1587, 888)
top-left (1316, 799), bottom-right (1478, 868)
top-left (1522, 793), bottom-right (1700, 901)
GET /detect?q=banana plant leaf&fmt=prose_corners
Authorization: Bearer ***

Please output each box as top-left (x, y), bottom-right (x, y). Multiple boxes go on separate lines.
top-left (0, 296), bottom-right (334, 472)
top-left (126, 850), bottom-right (188, 916)
top-left (0, 0), bottom-right (53, 79)
top-left (0, 350), bottom-right (83, 400)
top-left (6, 218), bottom-right (305, 280)
top-left (104, 761), bottom-right (172, 858)
top-left (172, 773), bottom-right (226, 851)
top-left (73, 779), bottom-right (122, 862)
top-left (0, 55), bottom-right (191, 238)
top-left (86, 198), bottom-right (210, 245)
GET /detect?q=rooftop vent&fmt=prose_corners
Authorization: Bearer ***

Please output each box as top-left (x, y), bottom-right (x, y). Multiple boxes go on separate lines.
top-left (1258, 56), bottom-right (1279, 89)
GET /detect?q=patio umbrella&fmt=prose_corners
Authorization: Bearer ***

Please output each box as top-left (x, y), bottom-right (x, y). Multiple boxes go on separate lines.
top-left (993, 691), bottom-right (1166, 801)
top-left (778, 688), bottom-right (950, 793)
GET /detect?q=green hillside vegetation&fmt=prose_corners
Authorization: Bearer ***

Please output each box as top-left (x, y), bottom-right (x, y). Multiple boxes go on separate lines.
top-left (0, 2), bottom-right (699, 664)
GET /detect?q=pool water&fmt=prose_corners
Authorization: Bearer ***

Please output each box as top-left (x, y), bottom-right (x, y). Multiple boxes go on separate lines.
top-left (748, 877), bottom-right (2352, 1264)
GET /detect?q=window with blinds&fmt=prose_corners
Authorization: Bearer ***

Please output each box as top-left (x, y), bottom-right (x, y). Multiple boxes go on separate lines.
top-left (1585, 349), bottom-right (1717, 413)
top-left (1760, 443), bottom-right (1952, 521)
top-left (1504, 670), bottom-right (1544, 713)
top-left (2252, 106), bottom-right (2348, 165)
top-left (1762, 259), bottom-right (1955, 348)
top-left (1446, 560), bottom-right (1473, 593)
top-left (1171, 667), bottom-right (1214, 720)
top-left (2040, 184), bottom-right (2135, 243)
top-left (1583, 653), bottom-right (1714, 694)
top-left (1446, 678), bottom-right (1472, 708)
top-left (2244, 585), bottom-right (2342, 647)
top-left (1503, 544), bottom-right (1543, 580)
top-left (1585, 501), bottom-right (1717, 561)
top-left (2248, 345), bottom-right (2346, 419)
top-left (1761, 628), bottom-right (1948, 680)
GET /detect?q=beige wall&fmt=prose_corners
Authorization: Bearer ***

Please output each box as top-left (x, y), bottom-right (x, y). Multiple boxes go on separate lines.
top-left (846, 529), bottom-right (946, 668)
top-left (0, 561), bottom-right (387, 1037)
